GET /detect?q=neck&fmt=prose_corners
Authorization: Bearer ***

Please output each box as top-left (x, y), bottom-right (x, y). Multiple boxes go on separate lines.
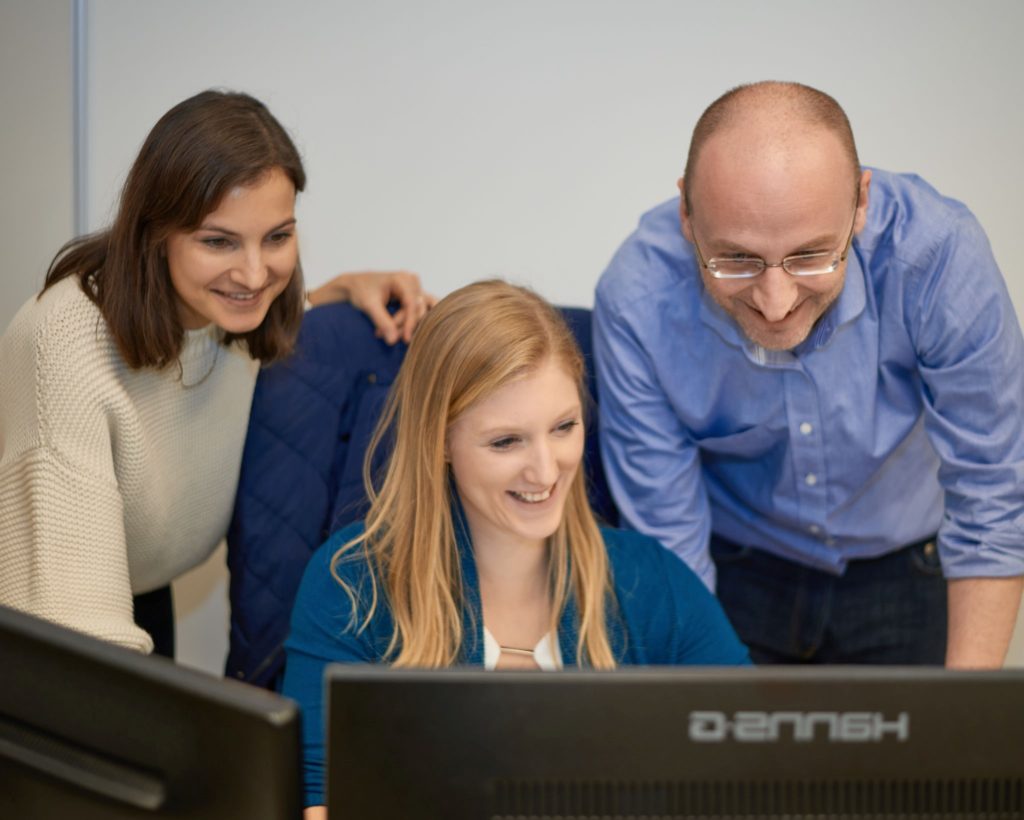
top-left (470, 530), bottom-right (549, 608)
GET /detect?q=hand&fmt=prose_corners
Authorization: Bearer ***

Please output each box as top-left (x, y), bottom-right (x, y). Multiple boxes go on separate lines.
top-left (306, 270), bottom-right (436, 344)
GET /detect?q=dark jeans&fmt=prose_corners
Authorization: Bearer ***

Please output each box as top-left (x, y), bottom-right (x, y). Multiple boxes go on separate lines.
top-left (133, 585), bottom-right (175, 659)
top-left (711, 535), bottom-right (947, 665)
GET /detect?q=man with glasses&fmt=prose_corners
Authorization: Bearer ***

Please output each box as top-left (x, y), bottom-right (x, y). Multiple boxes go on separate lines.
top-left (594, 81), bottom-right (1024, 667)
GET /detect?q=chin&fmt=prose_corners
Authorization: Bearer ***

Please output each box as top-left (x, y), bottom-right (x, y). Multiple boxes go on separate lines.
top-left (737, 315), bottom-right (814, 351)
top-left (517, 512), bottom-right (566, 543)
top-left (211, 308), bottom-right (273, 336)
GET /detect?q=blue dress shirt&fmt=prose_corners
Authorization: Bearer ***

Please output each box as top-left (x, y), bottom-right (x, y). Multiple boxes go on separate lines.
top-left (594, 168), bottom-right (1024, 589)
top-left (283, 519), bottom-right (750, 806)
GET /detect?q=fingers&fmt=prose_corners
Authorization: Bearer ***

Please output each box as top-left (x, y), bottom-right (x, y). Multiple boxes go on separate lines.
top-left (378, 271), bottom-right (433, 343)
top-left (327, 270), bottom-right (434, 346)
top-left (362, 299), bottom-right (401, 345)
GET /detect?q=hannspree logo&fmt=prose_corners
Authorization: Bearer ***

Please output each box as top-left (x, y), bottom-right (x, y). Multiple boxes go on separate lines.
top-left (688, 711), bottom-right (910, 743)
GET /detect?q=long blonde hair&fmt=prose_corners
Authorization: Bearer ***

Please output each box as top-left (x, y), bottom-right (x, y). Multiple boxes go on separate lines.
top-left (330, 280), bottom-right (616, 668)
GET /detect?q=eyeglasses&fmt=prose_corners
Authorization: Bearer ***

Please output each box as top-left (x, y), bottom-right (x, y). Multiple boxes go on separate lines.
top-left (691, 196), bottom-right (860, 280)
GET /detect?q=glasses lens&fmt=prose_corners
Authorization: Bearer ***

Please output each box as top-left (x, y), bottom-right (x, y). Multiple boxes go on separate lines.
top-left (708, 259), bottom-right (763, 279)
top-left (785, 252), bottom-right (838, 277)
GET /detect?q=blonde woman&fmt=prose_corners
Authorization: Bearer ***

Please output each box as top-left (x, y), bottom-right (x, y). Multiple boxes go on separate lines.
top-left (283, 280), bottom-right (750, 815)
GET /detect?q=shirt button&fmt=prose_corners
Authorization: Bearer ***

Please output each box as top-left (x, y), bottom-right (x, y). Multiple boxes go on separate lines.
top-left (800, 422), bottom-right (813, 435)
top-left (805, 473), bottom-right (818, 486)
top-left (809, 524), bottom-right (821, 535)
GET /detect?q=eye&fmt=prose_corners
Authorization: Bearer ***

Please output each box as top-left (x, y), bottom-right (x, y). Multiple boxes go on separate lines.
top-left (200, 236), bottom-right (234, 250)
top-left (488, 435), bottom-right (520, 451)
top-left (266, 230), bottom-right (293, 245)
top-left (554, 419), bottom-right (580, 435)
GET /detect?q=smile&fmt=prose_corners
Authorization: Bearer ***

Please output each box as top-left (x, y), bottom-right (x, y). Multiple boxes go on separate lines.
top-left (508, 486), bottom-right (553, 504)
top-left (212, 288), bottom-right (263, 303)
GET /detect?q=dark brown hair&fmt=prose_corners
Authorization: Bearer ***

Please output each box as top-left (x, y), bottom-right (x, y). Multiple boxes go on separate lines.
top-left (683, 81), bottom-right (861, 214)
top-left (43, 90), bottom-right (306, 368)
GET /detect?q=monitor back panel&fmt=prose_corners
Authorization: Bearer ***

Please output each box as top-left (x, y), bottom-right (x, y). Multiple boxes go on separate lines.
top-left (327, 666), bottom-right (1024, 820)
top-left (0, 607), bottom-right (302, 820)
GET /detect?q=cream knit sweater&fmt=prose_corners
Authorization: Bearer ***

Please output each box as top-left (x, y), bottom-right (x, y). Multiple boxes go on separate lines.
top-left (0, 277), bottom-right (259, 653)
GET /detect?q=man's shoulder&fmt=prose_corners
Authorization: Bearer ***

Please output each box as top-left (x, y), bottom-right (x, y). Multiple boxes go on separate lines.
top-left (597, 198), bottom-right (691, 299)
top-left (862, 168), bottom-right (980, 263)
top-left (595, 196), bottom-right (701, 322)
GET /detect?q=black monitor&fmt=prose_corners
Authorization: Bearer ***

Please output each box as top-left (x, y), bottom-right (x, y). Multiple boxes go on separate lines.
top-left (327, 665), bottom-right (1024, 819)
top-left (0, 605), bottom-right (301, 819)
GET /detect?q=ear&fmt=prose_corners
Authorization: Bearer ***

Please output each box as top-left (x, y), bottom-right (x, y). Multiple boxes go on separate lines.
top-left (677, 176), bottom-right (695, 243)
top-left (854, 169), bottom-right (872, 235)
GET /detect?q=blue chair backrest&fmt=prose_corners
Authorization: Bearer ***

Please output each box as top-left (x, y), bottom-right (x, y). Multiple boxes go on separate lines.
top-left (226, 302), bottom-right (617, 687)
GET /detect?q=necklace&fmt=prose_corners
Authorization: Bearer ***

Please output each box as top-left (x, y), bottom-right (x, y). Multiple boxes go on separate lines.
top-left (497, 645), bottom-right (535, 658)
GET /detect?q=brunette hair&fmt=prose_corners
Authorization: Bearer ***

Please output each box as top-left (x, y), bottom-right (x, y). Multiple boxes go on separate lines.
top-left (683, 81), bottom-right (861, 213)
top-left (43, 89), bottom-right (306, 368)
top-left (331, 280), bottom-right (617, 669)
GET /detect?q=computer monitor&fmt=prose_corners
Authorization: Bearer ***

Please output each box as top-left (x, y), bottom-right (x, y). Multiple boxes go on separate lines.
top-left (0, 605), bottom-right (301, 819)
top-left (327, 665), bottom-right (1024, 819)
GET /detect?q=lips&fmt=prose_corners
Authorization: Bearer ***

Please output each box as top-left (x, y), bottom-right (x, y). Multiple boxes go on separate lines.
top-left (211, 287), bottom-right (264, 304)
top-left (508, 485), bottom-right (554, 504)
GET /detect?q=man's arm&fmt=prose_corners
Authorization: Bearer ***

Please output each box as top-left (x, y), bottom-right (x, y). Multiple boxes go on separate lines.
top-left (946, 577), bottom-right (1024, 668)
top-left (909, 208), bottom-right (1024, 666)
top-left (593, 284), bottom-right (715, 588)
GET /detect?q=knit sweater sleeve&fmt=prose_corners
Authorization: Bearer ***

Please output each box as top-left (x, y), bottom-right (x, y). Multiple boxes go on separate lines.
top-left (0, 285), bottom-right (153, 653)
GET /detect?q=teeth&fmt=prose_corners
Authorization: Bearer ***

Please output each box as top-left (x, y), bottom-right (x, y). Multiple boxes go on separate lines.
top-left (511, 487), bottom-right (552, 503)
top-left (220, 291), bottom-right (257, 301)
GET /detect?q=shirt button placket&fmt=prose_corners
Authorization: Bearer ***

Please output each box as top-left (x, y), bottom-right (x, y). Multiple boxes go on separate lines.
top-left (785, 369), bottom-right (827, 540)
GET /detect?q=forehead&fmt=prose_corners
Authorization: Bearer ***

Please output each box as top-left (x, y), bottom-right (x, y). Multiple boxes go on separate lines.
top-left (690, 127), bottom-right (853, 245)
top-left (203, 167), bottom-right (296, 224)
top-left (453, 360), bottom-right (580, 431)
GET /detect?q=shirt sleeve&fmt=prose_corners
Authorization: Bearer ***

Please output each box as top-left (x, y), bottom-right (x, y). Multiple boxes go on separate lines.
top-left (909, 208), bottom-right (1024, 578)
top-left (281, 539), bottom-right (380, 808)
top-left (0, 302), bottom-right (152, 652)
top-left (593, 275), bottom-right (716, 589)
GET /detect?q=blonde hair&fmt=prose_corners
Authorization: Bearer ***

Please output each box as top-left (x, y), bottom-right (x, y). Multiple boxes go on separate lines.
top-left (330, 280), bottom-right (617, 668)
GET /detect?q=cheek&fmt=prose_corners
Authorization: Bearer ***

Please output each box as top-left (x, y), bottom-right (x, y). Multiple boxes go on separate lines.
top-left (704, 276), bottom-right (750, 306)
top-left (557, 435), bottom-right (585, 474)
top-left (167, 247), bottom-right (216, 291)
top-left (804, 273), bottom-right (844, 303)
top-left (449, 448), bottom-right (498, 496)
top-left (270, 244), bottom-right (300, 277)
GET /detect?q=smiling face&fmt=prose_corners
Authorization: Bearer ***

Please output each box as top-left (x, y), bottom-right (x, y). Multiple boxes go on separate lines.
top-left (680, 126), bottom-right (870, 351)
top-left (447, 358), bottom-right (584, 554)
top-left (164, 166), bottom-right (298, 332)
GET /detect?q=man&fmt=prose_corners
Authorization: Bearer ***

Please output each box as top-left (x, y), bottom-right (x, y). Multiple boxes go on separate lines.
top-left (594, 81), bottom-right (1024, 667)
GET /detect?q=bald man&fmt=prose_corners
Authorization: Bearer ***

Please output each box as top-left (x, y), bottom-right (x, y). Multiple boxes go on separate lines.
top-left (594, 81), bottom-right (1024, 668)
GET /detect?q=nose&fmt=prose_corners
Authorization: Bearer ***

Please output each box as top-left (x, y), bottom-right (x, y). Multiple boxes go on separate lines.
top-left (523, 440), bottom-right (559, 487)
top-left (231, 246), bottom-right (269, 290)
top-left (748, 263), bottom-right (800, 322)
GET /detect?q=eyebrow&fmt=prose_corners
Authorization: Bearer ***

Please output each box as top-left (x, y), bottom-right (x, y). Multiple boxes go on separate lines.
top-left (709, 233), bottom-right (839, 256)
top-left (477, 404), bottom-right (582, 438)
top-left (197, 217), bottom-right (297, 237)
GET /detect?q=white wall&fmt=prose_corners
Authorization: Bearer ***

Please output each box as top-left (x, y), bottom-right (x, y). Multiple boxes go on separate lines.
top-left (0, 0), bottom-right (74, 331)
top-left (6, 0), bottom-right (1024, 671)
